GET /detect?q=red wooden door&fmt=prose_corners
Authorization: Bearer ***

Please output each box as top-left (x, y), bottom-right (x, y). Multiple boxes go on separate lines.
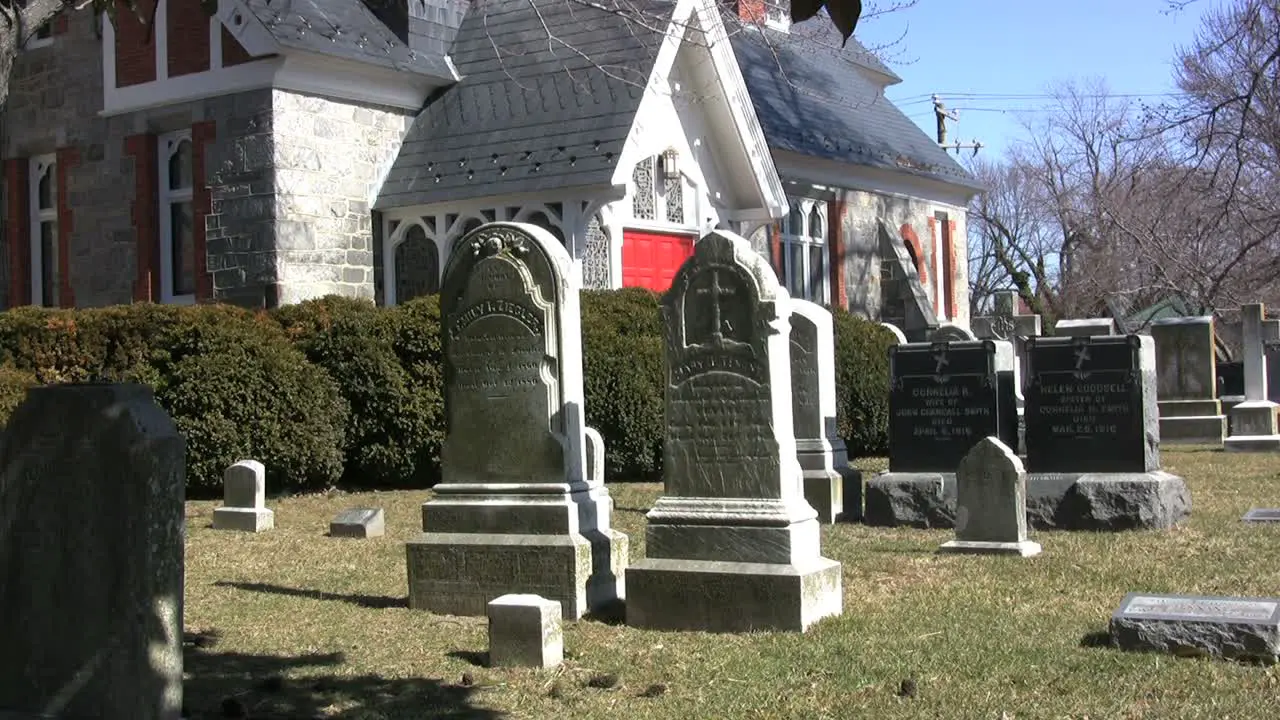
top-left (621, 230), bottom-right (695, 292)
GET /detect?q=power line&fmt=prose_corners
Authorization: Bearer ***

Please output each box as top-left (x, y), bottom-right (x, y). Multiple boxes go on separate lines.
top-left (889, 90), bottom-right (1186, 104)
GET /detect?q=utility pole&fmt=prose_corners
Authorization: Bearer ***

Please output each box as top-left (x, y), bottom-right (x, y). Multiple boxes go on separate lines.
top-left (932, 94), bottom-right (984, 157)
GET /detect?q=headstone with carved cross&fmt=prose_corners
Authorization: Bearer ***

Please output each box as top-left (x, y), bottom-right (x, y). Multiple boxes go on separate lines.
top-left (406, 222), bottom-right (628, 620)
top-left (625, 230), bottom-right (843, 633)
top-left (1020, 333), bottom-right (1190, 530)
top-left (972, 291), bottom-right (1043, 454)
top-left (1150, 316), bottom-right (1227, 445)
top-left (1225, 303), bottom-right (1280, 451)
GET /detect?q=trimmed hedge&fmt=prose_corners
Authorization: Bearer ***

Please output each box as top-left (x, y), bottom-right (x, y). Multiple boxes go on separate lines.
top-left (0, 291), bottom-right (893, 492)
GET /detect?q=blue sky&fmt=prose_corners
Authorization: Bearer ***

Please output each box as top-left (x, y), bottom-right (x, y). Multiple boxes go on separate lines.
top-left (849, 0), bottom-right (1213, 158)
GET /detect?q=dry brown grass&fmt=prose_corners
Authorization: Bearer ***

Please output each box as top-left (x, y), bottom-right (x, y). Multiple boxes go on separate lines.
top-left (183, 448), bottom-right (1280, 719)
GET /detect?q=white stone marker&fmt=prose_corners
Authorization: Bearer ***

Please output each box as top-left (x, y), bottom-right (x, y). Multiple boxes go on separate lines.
top-left (1225, 303), bottom-right (1280, 452)
top-left (487, 594), bottom-right (563, 669)
top-left (939, 436), bottom-right (1041, 557)
top-left (211, 460), bottom-right (273, 532)
top-left (625, 230), bottom-right (842, 633)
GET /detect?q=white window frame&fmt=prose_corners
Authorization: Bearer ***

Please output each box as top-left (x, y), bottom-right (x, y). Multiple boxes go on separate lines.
top-left (779, 198), bottom-right (830, 305)
top-left (626, 153), bottom-right (699, 233)
top-left (933, 210), bottom-right (950, 322)
top-left (158, 129), bottom-right (196, 304)
top-left (28, 155), bottom-right (57, 307)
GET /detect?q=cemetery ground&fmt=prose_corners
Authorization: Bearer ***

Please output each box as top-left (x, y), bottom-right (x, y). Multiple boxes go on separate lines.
top-left (183, 448), bottom-right (1280, 719)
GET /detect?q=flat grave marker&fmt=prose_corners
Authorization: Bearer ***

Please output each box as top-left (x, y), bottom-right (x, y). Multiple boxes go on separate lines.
top-left (1110, 592), bottom-right (1280, 663)
top-left (1242, 508), bottom-right (1280, 523)
top-left (330, 507), bottom-right (386, 538)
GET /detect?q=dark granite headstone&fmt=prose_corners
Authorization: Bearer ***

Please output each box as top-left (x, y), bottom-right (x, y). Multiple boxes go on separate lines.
top-left (888, 340), bottom-right (1014, 472)
top-left (1218, 361), bottom-right (1245, 398)
top-left (1025, 335), bottom-right (1156, 474)
top-left (1110, 592), bottom-right (1280, 663)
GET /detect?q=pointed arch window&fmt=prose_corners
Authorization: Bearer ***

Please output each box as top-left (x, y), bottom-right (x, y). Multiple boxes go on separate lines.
top-left (778, 198), bottom-right (829, 304)
top-left (629, 151), bottom-right (692, 226)
top-left (158, 130), bottom-right (195, 304)
top-left (28, 155), bottom-right (57, 307)
top-left (394, 224), bottom-right (440, 303)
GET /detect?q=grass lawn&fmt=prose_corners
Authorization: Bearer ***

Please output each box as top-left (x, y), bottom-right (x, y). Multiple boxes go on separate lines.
top-left (184, 448), bottom-right (1280, 719)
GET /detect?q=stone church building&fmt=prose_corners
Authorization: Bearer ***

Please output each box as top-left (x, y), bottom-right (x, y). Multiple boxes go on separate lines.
top-left (1, 0), bottom-right (981, 338)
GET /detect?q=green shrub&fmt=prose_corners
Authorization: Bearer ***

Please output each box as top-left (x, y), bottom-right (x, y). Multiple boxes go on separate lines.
top-left (149, 307), bottom-right (347, 496)
top-left (580, 289), bottom-right (665, 481)
top-left (0, 365), bottom-right (37, 426)
top-left (831, 309), bottom-right (894, 457)
top-left (274, 296), bottom-right (441, 488)
top-left (386, 295), bottom-right (446, 485)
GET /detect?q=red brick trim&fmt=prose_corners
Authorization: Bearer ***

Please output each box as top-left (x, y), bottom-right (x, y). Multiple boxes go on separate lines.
top-left (768, 221), bottom-right (783, 280)
top-left (167, 0), bottom-right (210, 77)
top-left (220, 25), bottom-right (255, 67)
top-left (114, 0), bottom-right (158, 88)
top-left (899, 223), bottom-right (927, 287)
top-left (6, 159), bottom-right (30, 307)
top-left (55, 147), bottom-right (79, 307)
top-left (944, 219), bottom-right (959, 320)
top-left (53, 14), bottom-right (69, 35)
top-left (827, 198), bottom-right (847, 310)
top-left (124, 133), bottom-right (159, 302)
top-left (735, 0), bottom-right (766, 23)
top-left (191, 120), bottom-right (215, 302)
top-left (926, 216), bottom-right (940, 314)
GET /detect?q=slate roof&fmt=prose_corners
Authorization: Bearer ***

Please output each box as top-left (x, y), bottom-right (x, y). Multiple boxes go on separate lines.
top-left (730, 19), bottom-right (982, 191)
top-left (374, 0), bottom-right (672, 210)
top-left (243, 0), bottom-right (456, 78)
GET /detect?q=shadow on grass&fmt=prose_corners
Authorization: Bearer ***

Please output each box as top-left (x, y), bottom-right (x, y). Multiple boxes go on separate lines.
top-left (1079, 630), bottom-right (1113, 649)
top-left (213, 580), bottom-right (407, 609)
top-left (582, 598), bottom-right (627, 626)
top-left (184, 631), bottom-right (503, 719)
top-left (613, 506), bottom-right (651, 515)
top-left (448, 649), bottom-right (489, 667)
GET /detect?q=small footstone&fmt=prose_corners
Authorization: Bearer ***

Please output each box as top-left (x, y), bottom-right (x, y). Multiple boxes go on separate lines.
top-left (1109, 592), bottom-right (1280, 663)
top-left (487, 594), bottom-right (563, 669)
top-left (330, 507), bottom-right (385, 538)
top-left (1242, 508), bottom-right (1280, 523)
top-left (938, 436), bottom-right (1042, 557)
top-left (211, 460), bottom-right (273, 533)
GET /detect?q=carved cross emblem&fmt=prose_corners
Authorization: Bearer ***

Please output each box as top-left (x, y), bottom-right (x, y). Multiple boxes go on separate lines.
top-left (933, 348), bottom-right (950, 376)
top-left (695, 269), bottom-right (737, 344)
top-left (1073, 344), bottom-right (1091, 379)
top-left (991, 313), bottom-right (1015, 340)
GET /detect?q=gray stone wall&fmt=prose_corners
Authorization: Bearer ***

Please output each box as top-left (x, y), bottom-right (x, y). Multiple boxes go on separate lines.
top-left (271, 89), bottom-right (413, 305)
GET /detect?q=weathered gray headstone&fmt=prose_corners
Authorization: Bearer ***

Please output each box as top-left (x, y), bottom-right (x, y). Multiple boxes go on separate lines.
top-left (938, 436), bottom-right (1041, 556)
top-left (1242, 508), bottom-right (1280, 523)
top-left (1150, 316), bottom-right (1226, 445)
top-left (330, 507), bottom-right (385, 538)
top-left (930, 322), bottom-right (977, 341)
top-left (211, 459), bottom-right (273, 532)
top-left (1110, 593), bottom-right (1280, 663)
top-left (406, 222), bottom-right (627, 620)
top-left (584, 426), bottom-right (605, 485)
top-left (1055, 318), bottom-right (1117, 338)
top-left (625, 230), bottom-right (842, 633)
top-left (487, 594), bottom-right (563, 669)
top-left (789, 300), bottom-right (862, 523)
top-left (1225, 303), bottom-right (1280, 452)
top-left (0, 384), bottom-right (184, 719)
top-left (880, 322), bottom-right (908, 345)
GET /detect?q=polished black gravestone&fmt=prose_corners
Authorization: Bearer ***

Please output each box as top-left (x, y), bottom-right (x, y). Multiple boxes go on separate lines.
top-left (1022, 335), bottom-right (1190, 530)
top-left (866, 340), bottom-right (1018, 527)
top-left (1110, 592), bottom-right (1280, 663)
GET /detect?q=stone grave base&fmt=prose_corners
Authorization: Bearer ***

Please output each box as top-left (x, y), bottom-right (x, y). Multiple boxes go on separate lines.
top-left (803, 467), bottom-right (863, 524)
top-left (938, 539), bottom-right (1043, 557)
top-left (866, 471), bottom-right (1190, 531)
top-left (1225, 401), bottom-right (1280, 452)
top-left (625, 557), bottom-right (842, 633)
top-left (1225, 435), bottom-right (1280, 452)
top-left (1158, 399), bottom-right (1227, 445)
top-left (405, 529), bottom-right (627, 620)
top-left (211, 506), bottom-right (274, 532)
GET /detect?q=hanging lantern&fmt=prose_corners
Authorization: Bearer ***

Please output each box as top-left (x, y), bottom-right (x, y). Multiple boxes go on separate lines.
top-left (661, 148), bottom-right (680, 181)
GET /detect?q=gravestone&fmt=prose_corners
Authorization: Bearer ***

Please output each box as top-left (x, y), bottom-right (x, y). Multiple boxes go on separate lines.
top-left (938, 436), bottom-right (1041, 557)
top-left (1225, 303), bottom-right (1280, 451)
top-left (789, 300), bottom-right (863, 523)
top-left (1242, 508), bottom-right (1280, 523)
top-left (865, 339), bottom-right (1019, 527)
top-left (625, 230), bottom-right (842, 633)
top-left (880, 322), bottom-right (908, 345)
top-left (330, 507), bottom-right (385, 538)
top-left (211, 459), bottom-right (273, 532)
top-left (1264, 319), bottom-right (1280, 405)
top-left (584, 426), bottom-right (604, 485)
top-left (0, 384), bottom-right (184, 719)
top-left (972, 290), bottom-right (1043, 453)
top-left (1022, 335), bottom-right (1190, 530)
top-left (1150, 316), bottom-right (1226, 445)
top-left (1055, 318), bottom-right (1117, 338)
top-left (930, 322), bottom-right (977, 341)
top-left (487, 594), bottom-right (563, 669)
top-left (1110, 593), bottom-right (1280, 664)
top-left (405, 222), bottom-right (627, 620)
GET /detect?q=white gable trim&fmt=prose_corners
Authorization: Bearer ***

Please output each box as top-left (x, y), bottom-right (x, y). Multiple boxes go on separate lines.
top-left (772, 149), bottom-right (982, 209)
top-left (612, 0), bottom-right (785, 220)
top-left (215, 0), bottom-right (279, 57)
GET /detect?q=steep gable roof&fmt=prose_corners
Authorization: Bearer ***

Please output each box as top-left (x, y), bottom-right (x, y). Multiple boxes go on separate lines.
top-left (375, 0), bottom-right (674, 210)
top-left (730, 20), bottom-right (982, 191)
top-left (240, 0), bottom-right (456, 77)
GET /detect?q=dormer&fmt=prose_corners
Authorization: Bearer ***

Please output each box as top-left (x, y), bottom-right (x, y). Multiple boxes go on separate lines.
top-left (101, 0), bottom-right (459, 116)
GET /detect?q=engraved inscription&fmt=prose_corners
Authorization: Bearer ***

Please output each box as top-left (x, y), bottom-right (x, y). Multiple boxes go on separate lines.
top-left (667, 373), bottom-right (779, 498)
top-left (892, 381), bottom-right (988, 440)
top-left (790, 337), bottom-right (820, 439)
top-left (888, 344), bottom-right (999, 472)
top-left (1124, 596), bottom-right (1278, 622)
top-left (1034, 378), bottom-right (1130, 435)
